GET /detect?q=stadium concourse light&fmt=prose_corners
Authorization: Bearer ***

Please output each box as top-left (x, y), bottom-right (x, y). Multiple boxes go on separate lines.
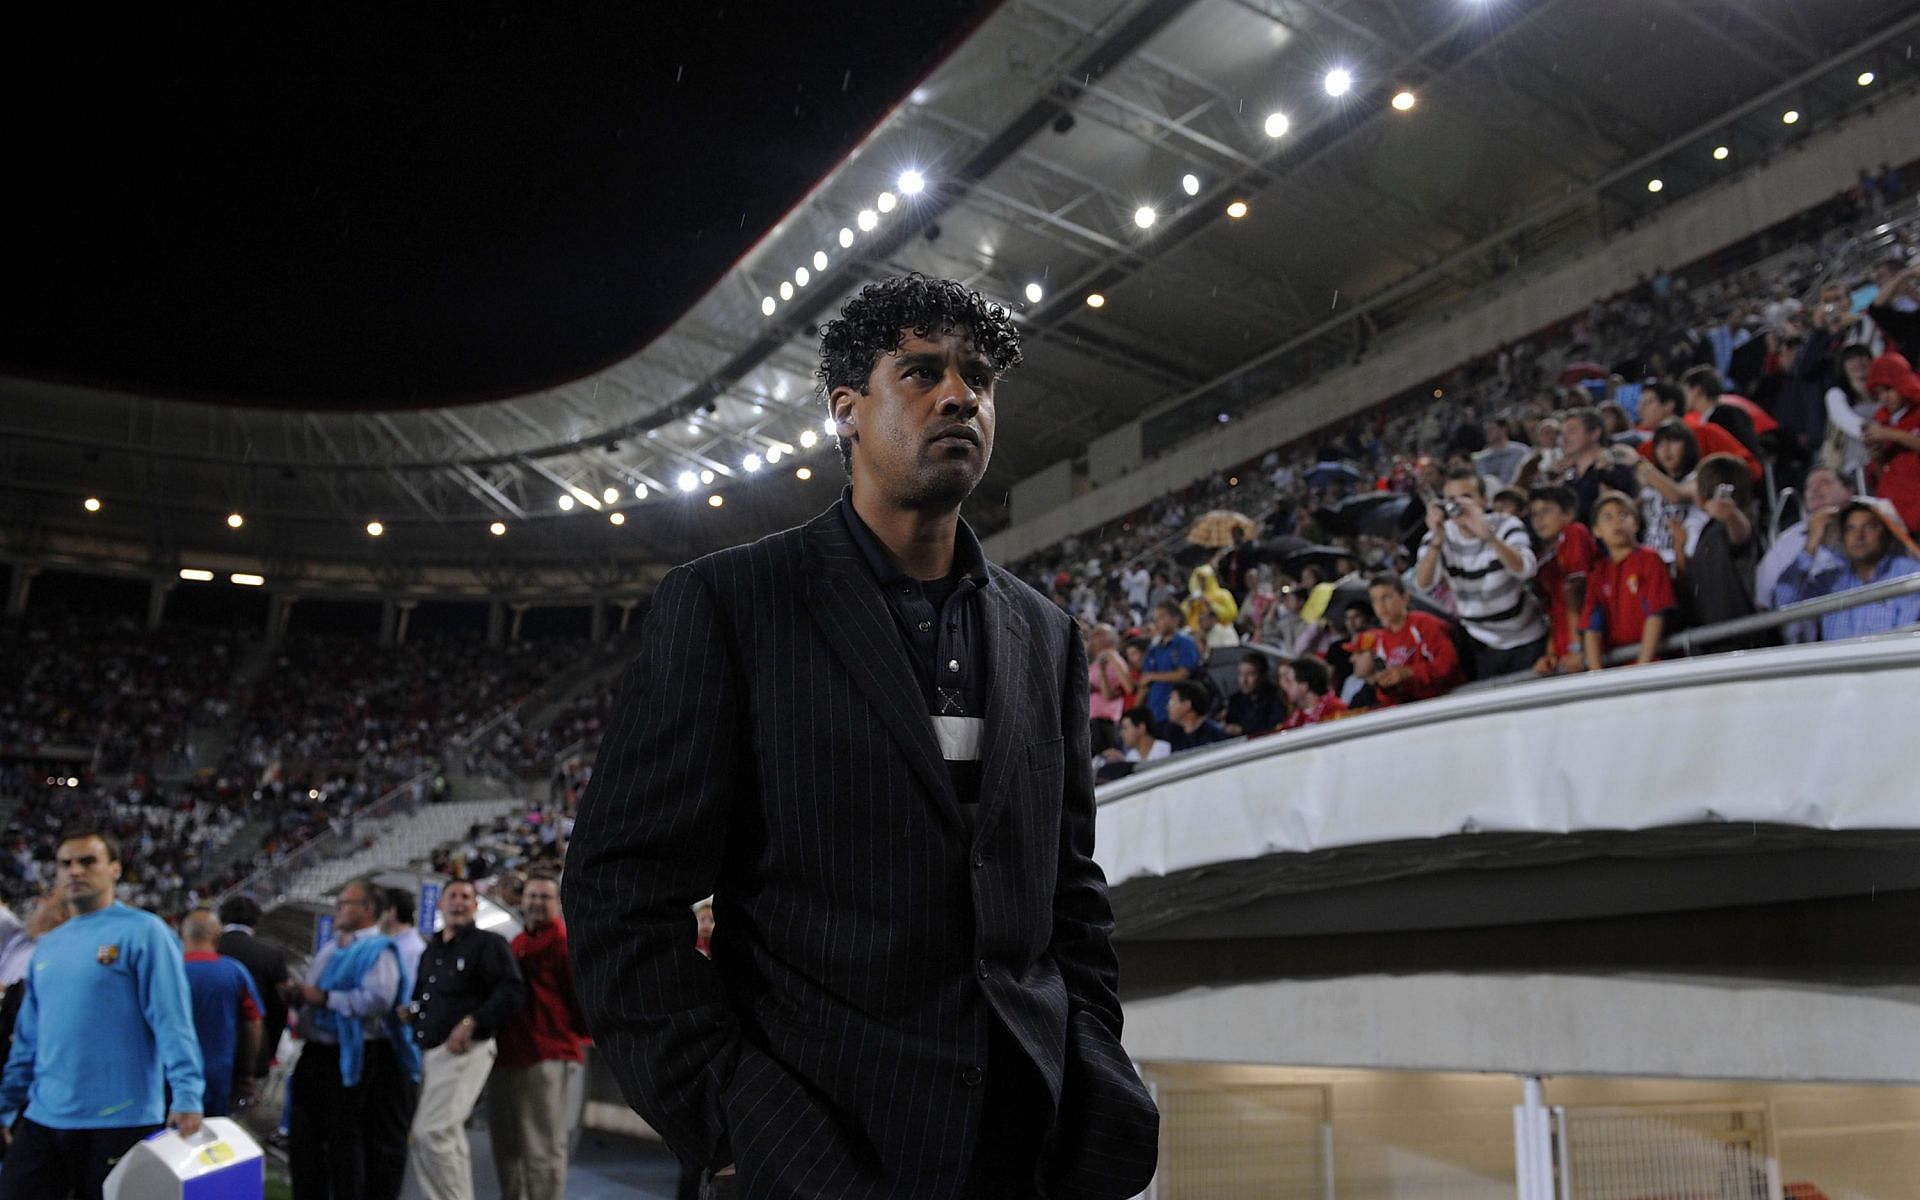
top-left (1782, 109), bottom-right (1800, 124)
top-left (779, 281), bottom-right (794, 301)
top-left (761, 296), bottom-right (776, 316)
top-left (558, 494), bottom-right (575, 511)
top-left (1085, 293), bottom-right (1106, 308)
top-left (877, 191), bottom-right (896, 213)
top-left (796, 467), bottom-right (813, 481)
top-left (839, 227), bottom-right (854, 248)
top-left (1858, 71), bottom-right (1875, 87)
top-left (489, 521), bottom-right (507, 536)
top-left (1391, 90), bottom-right (1416, 112)
top-left (1181, 173), bottom-right (1200, 196)
top-left (83, 496), bottom-right (101, 512)
top-left (708, 494), bottom-right (724, 508)
top-left (365, 521), bottom-right (385, 537)
top-left (1324, 68), bottom-right (1352, 97)
top-left (795, 266), bottom-right (810, 287)
top-left (231, 573), bottom-right (265, 587)
top-left (1024, 282), bottom-right (1044, 303)
top-left (601, 486), bottom-right (619, 504)
top-left (812, 250), bottom-right (828, 271)
top-left (227, 512), bottom-right (244, 529)
top-left (609, 512), bottom-right (625, 526)
top-left (677, 471), bottom-right (698, 492)
top-left (179, 568), bottom-right (216, 582)
top-left (767, 446), bottom-right (783, 464)
top-left (633, 483), bottom-right (648, 499)
top-left (1647, 178), bottom-right (1664, 193)
top-left (700, 469), bottom-right (715, 485)
top-left (800, 428), bottom-right (819, 448)
top-left (1133, 206), bottom-right (1156, 229)
top-left (1713, 145), bottom-right (1730, 161)
top-left (743, 453), bottom-right (762, 472)
top-left (856, 209), bottom-right (878, 232)
top-left (1263, 111), bottom-right (1290, 138)
top-left (898, 169), bottom-right (925, 195)
top-left (1226, 200), bottom-right (1249, 219)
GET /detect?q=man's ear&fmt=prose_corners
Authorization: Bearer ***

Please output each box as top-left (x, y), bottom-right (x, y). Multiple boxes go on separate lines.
top-left (828, 386), bottom-right (861, 440)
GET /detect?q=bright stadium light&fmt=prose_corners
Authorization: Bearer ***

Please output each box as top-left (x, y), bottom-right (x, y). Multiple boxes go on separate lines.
top-left (227, 512), bottom-right (244, 529)
top-left (800, 428), bottom-right (819, 448)
top-left (823, 415), bottom-right (837, 436)
top-left (633, 484), bottom-right (648, 500)
top-left (877, 191), bottom-right (896, 213)
top-left (767, 446), bottom-right (783, 464)
top-left (700, 469), bottom-right (715, 485)
top-left (1647, 178), bottom-right (1664, 193)
top-left (677, 471), bottom-right (698, 493)
top-left (1134, 205), bottom-right (1157, 229)
top-left (779, 281), bottom-right (794, 300)
top-left (796, 467), bottom-right (814, 481)
top-left (558, 494), bottom-right (575, 511)
top-left (609, 512), bottom-right (625, 526)
top-left (743, 453), bottom-right (762, 472)
top-left (708, 494), bottom-right (724, 508)
top-left (1324, 68), bottom-right (1352, 97)
top-left (1024, 282), bottom-right (1044, 303)
top-left (898, 169), bottom-right (925, 195)
top-left (1263, 111), bottom-right (1290, 138)
top-left (1086, 293), bottom-right (1106, 308)
top-left (231, 573), bottom-right (265, 587)
top-left (1713, 145), bottom-right (1730, 161)
top-left (602, 486), bottom-right (619, 504)
top-left (1858, 71), bottom-right (1876, 87)
top-left (795, 267), bottom-right (810, 288)
top-left (813, 250), bottom-right (828, 271)
top-left (839, 227), bottom-right (854, 248)
top-left (1391, 90), bottom-right (1416, 112)
top-left (365, 521), bottom-right (385, 537)
top-left (179, 568), bottom-right (215, 582)
top-left (1782, 109), bottom-right (1800, 125)
top-left (1226, 200), bottom-right (1249, 219)
top-left (1181, 173), bottom-right (1200, 196)
top-left (83, 496), bottom-right (101, 512)
top-left (489, 521), bottom-right (507, 536)
top-left (761, 296), bottom-right (776, 316)
top-left (857, 209), bottom-right (878, 231)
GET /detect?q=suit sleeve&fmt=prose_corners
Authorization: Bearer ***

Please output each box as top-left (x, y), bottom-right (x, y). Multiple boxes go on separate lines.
top-left (1051, 615), bottom-right (1125, 1035)
top-left (563, 565), bottom-right (744, 1169)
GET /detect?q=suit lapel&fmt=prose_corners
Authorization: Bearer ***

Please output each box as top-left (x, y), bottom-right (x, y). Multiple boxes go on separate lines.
top-left (801, 513), bottom-right (965, 829)
top-left (973, 579), bottom-right (1029, 840)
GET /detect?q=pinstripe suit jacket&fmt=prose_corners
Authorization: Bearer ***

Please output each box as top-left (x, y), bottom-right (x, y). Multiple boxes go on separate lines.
top-left (564, 503), bottom-right (1158, 1199)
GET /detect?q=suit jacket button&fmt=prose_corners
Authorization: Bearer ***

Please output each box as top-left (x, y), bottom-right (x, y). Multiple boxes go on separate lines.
top-left (976, 958), bottom-right (990, 979)
top-left (961, 1066), bottom-right (984, 1087)
top-left (972, 853), bottom-right (985, 869)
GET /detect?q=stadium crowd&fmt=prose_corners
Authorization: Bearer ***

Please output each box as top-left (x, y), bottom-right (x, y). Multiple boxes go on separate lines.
top-left (1026, 175), bottom-right (1920, 772)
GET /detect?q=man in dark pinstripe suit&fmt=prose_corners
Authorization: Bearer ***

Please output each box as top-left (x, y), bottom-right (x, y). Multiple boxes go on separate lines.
top-left (565, 275), bottom-right (1158, 1199)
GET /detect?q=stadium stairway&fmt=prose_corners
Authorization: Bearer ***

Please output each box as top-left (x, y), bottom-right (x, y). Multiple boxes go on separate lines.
top-left (276, 795), bottom-right (527, 904)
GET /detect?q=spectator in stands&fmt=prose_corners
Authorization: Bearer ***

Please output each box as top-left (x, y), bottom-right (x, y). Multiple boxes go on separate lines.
top-left (1277, 658), bottom-right (1348, 731)
top-left (1817, 345), bottom-right (1878, 477)
top-left (1558, 407), bottom-right (1639, 523)
top-left (1528, 484), bottom-right (1598, 674)
top-left (1680, 366), bottom-right (1765, 465)
top-left (1866, 261), bottom-right (1920, 354)
top-left (379, 887), bottom-right (428, 982)
top-left (490, 870), bottom-right (589, 1200)
top-left (1774, 498), bottom-right (1920, 640)
top-left (1100, 706), bottom-right (1170, 766)
top-left (1636, 380), bottom-right (1759, 480)
top-left (1634, 420), bottom-right (1709, 567)
top-left (180, 909), bottom-right (264, 1118)
top-left (1582, 493), bottom-right (1678, 670)
top-left (216, 894), bottom-right (290, 1096)
top-left (1140, 601), bottom-right (1202, 723)
top-left (1416, 465), bottom-right (1549, 679)
top-left (1193, 605), bottom-right (1238, 656)
top-left (1120, 563), bottom-right (1152, 618)
top-left (1673, 454), bottom-right (1760, 633)
top-left (1086, 624), bottom-right (1130, 754)
top-left (1164, 681), bottom-right (1231, 754)
top-left (1222, 654), bottom-right (1285, 737)
top-left (0, 829), bottom-right (204, 1199)
top-left (1864, 352), bottom-right (1920, 532)
top-left (1473, 417), bottom-right (1528, 485)
top-left (1524, 416), bottom-right (1563, 483)
top-left (1360, 574), bottom-right (1463, 703)
top-left (1757, 467), bottom-right (1853, 642)
top-left (408, 878), bottom-right (524, 1200)
top-left (287, 877), bottom-right (419, 1200)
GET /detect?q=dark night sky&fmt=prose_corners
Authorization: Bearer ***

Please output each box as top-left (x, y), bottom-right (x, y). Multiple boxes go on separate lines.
top-left (0, 3), bottom-right (998, 409)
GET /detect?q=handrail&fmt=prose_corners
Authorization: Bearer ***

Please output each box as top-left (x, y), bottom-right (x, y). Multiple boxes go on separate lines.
top-left (1102, 569), bottom-right (1920, 802)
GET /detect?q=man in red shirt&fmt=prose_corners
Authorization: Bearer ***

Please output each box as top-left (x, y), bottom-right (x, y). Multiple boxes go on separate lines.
top-left (1528, 484), bottom-right (1599, 674)
top-left (1277, 657), bottom-right (1348, 730)
top-left (1358, 574), bottom-right (1463, 703)
top-left (489, 870), bottom-right (589, 1200)
top-left (1864, 352), bottom-right (1920, 532)
top-left (1635, 381), bottom-right (1760, 480)
top-left (1581, 493), bottom-right (1677, 670)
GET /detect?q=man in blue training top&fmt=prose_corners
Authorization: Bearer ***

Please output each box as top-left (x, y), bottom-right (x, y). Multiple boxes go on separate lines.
top-left (0, 827), bottom-right (204, 1200)
top-left (1139, 600), bottom-right (1203, 723)
top-left (179, 910), bottom-right (263, 1119)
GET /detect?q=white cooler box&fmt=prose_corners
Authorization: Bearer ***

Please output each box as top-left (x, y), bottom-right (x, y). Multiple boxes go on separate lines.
top-left (103, 1117), bottom-right (264, 1200)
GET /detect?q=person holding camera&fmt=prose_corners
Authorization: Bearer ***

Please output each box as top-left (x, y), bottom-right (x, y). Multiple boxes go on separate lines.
top-left (1415, 465), bottom-right (1549, 680)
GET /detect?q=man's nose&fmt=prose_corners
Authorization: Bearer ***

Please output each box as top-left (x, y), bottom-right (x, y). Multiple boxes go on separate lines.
top-left (934, 374), bottom-right (981, 416)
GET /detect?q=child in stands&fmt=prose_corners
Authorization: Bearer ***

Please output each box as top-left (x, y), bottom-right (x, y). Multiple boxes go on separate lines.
top-left (1582, 491), bottom-right (1677, 670)
top-left (1528, 484), bottom-right (1599, 675)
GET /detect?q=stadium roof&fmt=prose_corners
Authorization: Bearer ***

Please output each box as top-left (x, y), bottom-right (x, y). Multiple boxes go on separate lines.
top-left (5, 0), bottom-right (1916, 577)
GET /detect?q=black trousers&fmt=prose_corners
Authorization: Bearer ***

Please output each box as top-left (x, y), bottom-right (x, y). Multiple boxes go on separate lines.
top-left (0, 1117), bottom-right (160, 1200)
top-left (289, 1039), bottom-right (417, 1200)
top-left (1469, 633), bottom-right (1548, 681)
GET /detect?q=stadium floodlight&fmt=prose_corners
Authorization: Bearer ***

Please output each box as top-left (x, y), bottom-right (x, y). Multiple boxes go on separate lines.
top-left (602, 486), bottom-right (619, 504)
top-left (796, 467), bottom-right (813, 481)
top-left (1391, 91), bottom-right (1416, 112)
top-left (779, 281), bottom-right (794, 301)
top-left (1782, 109), bottom-right (1800, 125)
top-left (708, 494), bottom-right (724, 508)
top-left (1085, 293), bottom-right (1106, 308)
top-left (856, 209), bottom-right (878, 232)
top-left (795, 266), bottom-right (809, 287)
top-left (877, 191), bottom-right (896, 213)
top-left (761, 296), bottom-right (776, 316)
top-left (1263, 111), bottom-right (1290, 138)
top-left (489, 521), bottom-right (507, 536)
top-left (813, 250), bottom-right (828, 271)
top-left (767, 446), bottom-right (783, 464)
top-left (179, 568), bottom-right (216, 582)
top-left (1181, 173), bottom-right (1200, 196)
top-left (227, 512), bottom-right (244, 529)
top-left (1226, 200), bottom-right (1250, 219)
top-left (558, 494), bottom-right (575, 511)
top-left (231, 573), bottom-right (265, 586)
top-left (609, 512), bottom-right (625, 526)
top-left (1024, 282), bottom-right (1044, 303)
top-left (633, 484), bottom-right (647, 500)
top-left (1713, 145), bottom-right (1730, 161)
top-left (898, 169), bottom-right (925, 195)
top-left (1133, 206), bottom-right (1156, 229)
top-left (677, 471), bottom-right (698, 493)
top-left (800, 428), bottom-right (819, 448)
top-left (839, 227), bottom-right (854, 248)
top-left (700, 469), bottom-right (715, 485)
top-left (1324, 68), bottom-right (1352, 97)
top-left (365, 521), bottom-right (385, 537)
top-left (1858, 71), bottom-right (1875, 87)
top-left (83, 496), bottom-right (101, 512)
top-left (1647, 178), bottom-right (1664, 193)
top-left (743, 453), bottom-right (762, 472)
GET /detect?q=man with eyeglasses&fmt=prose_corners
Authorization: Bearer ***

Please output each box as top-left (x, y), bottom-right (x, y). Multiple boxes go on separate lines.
top-left (284, 878), bottom-right (420, 1200)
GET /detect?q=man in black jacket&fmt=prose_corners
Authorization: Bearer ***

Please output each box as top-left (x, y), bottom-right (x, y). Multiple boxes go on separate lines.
top-left (566, 274), bottom-right (1158, 1200)
top-left (407, 879), bottom-right (523, 1200)
top-left (216, 895), bottom-right (289, 1088)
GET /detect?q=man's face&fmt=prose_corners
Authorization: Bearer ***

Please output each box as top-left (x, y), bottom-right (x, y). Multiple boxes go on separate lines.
top-left (1167, 690), bottom-right (1193, 723)
top-left (440, 883), bottom-right (478, 930)
top-left (1343, 606), bottom-right (1368, 635)
top-left (522, 881), bottom-right (560, 929)
top-left (1638, 395), bottom-right (1674, 428)
top-left (1278, 666), bottom-right (1307, 705)
top-left (1843, 511), bottom-right (1890, 566)
top-left (1534, 421), bottom-right (1561, 450)
top-left (1805, 470), bottom-right (1852, 514)
top-left (55, 836), bottom-right (119, 912)
top-left (1530, 500), bottom-right (1571, 541)
top-left (334, 883), bottom-right (377, 933)
top-left (1484, 421), bottom-right (1506, 444)
top-left (1119, 716), bottom-right (1148, 750)
top-left (1152, 608), bottom-right (1178, 637)
top-left (1369, 585), bottom-right (1408, 627)
top-left (1441, 477), bottom-right (1482, 511)
top-left (832, 329), bottom-right (995, 511)
top-left (1196, 608), bottom-right (1216, 632)
top-left (1238, 661), bottom-right (1262, 694)
top-left (1560, 419), bottom-right (1594, 456)
top-left (1682, 382), bottom-right (1710, 411)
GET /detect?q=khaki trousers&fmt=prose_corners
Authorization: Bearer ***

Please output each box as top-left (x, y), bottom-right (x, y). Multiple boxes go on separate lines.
top-left (409, 1039), bottom-right (498, 1200)
top-left (488, 1059), bottom-right (580, 1200)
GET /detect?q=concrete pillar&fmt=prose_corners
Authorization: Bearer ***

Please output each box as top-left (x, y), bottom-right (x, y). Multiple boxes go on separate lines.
top-left (5, 566), bottom-right (35, 617)
top-left (617, 600), bottom-right (637, 634)
top-left (486, 600), bottom-right (505, 648)
top-left (379, 599), bottom-right (398, 646)
top-left (509, 602), bottom-right (529, 643)
top-left (589, 599), bottom-right (607, 644)
top-left (146, 579), bottom-right (172, 631)
top-left (395, 599), bottom-right (416, 646)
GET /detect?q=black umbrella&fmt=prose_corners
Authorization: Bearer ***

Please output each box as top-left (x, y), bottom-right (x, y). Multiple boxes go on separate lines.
top-left (1312, 492), bottom-right (1421, 540)
top-left (1278, 544), bottom-right (1354, 576)
top-left (1244, 535), bottom-right (1311, 565)
top-left (1304, 461), bottom-right (1365, 489)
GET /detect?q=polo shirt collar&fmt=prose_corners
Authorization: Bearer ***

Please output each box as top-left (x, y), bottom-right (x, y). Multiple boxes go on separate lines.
top-left (837, 488), bottom-right (990, 589)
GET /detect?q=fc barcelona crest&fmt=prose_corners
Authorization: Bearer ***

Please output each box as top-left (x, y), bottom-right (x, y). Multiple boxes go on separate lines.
top-left (97, 944), bottom-right (120, 966)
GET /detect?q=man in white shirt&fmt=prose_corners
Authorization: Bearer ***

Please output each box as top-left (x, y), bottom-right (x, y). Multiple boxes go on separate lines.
top-left (1415, 465), bottom-right (1548, 679)
top-left (378, 887), bottom-right (428, 982)
top-left (1756, 466), bottom-right (1853, 643)
top-left (1100, 707), bottom-right (1170, 767)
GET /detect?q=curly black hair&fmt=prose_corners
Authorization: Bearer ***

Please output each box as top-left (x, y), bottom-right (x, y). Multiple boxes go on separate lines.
top-left (816, 273), bottom-right (1023, 473)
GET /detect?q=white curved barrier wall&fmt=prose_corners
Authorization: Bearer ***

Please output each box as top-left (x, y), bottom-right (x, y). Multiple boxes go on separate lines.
top-left (1095, 634), bottom-right (1920, 888)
